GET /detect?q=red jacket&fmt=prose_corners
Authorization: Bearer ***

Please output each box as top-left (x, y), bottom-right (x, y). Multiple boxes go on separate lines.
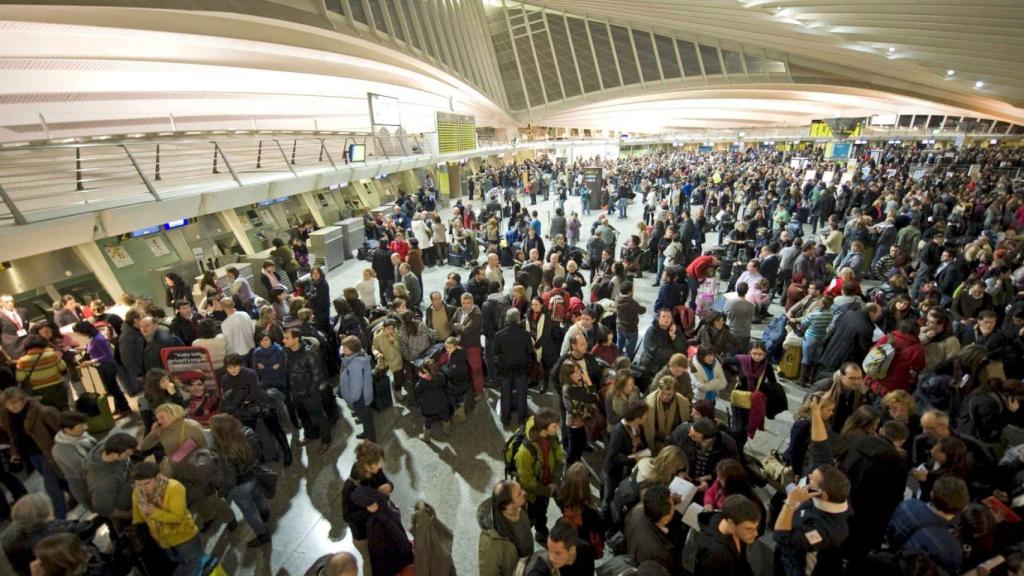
top-left (686, 255), bottom-right (716, 280)
top-left (868, 331), bottom-right (926, 395)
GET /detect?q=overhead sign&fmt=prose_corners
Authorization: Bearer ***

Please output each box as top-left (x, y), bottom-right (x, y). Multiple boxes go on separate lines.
top-left (368, 93), bottom-right (401, 127)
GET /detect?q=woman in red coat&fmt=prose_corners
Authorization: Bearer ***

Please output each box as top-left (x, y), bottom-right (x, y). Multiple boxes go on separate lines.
top-left (867, 319), bottom-right (926, 395)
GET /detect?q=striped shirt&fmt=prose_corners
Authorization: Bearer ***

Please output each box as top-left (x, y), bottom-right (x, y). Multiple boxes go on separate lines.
top-left (801, 309), bottom-right (833, 341)
top-left (15, 346), bottom-right (67, 390)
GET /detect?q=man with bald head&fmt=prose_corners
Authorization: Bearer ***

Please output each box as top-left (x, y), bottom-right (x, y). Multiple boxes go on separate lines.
top-left (305, 551), bottom-right (358, 576)
top-left (911, 409), bottom-right (993, 474)
top-left (140, 316), bottom-right (182, 372)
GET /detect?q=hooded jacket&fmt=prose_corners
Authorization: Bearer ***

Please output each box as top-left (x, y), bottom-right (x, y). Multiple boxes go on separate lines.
top-left (52, 430), bottom-right (97, 510)
top-left (339, 351), bottom-right (372, 405)
top-left (515, 417), bottom-right (565, 502)
top-left (477, 497), bottom-right (532, 576)
top-left (412, 501), bottom-right (455, 576)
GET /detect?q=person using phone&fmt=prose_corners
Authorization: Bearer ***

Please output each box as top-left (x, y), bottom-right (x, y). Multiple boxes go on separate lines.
top-left (773, 395), bottom-right (852, 576)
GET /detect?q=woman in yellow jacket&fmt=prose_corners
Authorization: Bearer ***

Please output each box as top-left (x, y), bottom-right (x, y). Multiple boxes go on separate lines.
top-left (131, 461), bottom-right (203, 570)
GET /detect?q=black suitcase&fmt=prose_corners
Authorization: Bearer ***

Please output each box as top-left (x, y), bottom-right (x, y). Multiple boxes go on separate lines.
top-left (372, 372), bottom-right (393, 412)
top-left (718, 257), bottom-right (735, 281)
top-left (448, 252), bottom-right (465, 267)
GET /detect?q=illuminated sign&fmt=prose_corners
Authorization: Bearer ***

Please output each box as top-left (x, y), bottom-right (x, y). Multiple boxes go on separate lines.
top-left (163, 218), bottom-right (190, 230)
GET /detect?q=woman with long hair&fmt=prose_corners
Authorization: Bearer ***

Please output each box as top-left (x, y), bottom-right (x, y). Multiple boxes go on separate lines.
top-left (526, 297), bottom-right (558, 373)
top-left (414, 359), bottom-right (451, 440)
top-left (782, 392), bottom-right (836, 477)
top-left (689, 345), bottom-right (728, 403)
top-left (209, 414), bottom-right (272, 548)
top-left (912, 436), bottom-right (970, 502)
top-left (702, 458), bottom-right (766, 532)
top-left (604, 371), bottom-right (642, 429)
top-left (162, 272), bottom-right (193, 308)
top-left (603, 401), bottom-right (648, 516)
top-left (198, 271), bottom-right (221, 313)
top-left (557, 461), bottom-right (606, 557)
top-left (608, 445), bottom-right (689, 531)
top-left (255, 305), bottom-right (284, 345)
top-left (728, 341), bottom-right (780, 451)
top-left (306, 266), bottom-right (332, 334)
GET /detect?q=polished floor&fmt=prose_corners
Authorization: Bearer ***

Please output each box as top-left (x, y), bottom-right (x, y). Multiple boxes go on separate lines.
top-left (2, 190), bottom-right (814, 576)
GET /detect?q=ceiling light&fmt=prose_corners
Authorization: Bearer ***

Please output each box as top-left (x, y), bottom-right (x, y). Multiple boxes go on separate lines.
top-left (887, 47), bottom-right (895, 52)
top-left (975, 81), bottom-right (985, 88)
top-left (946, 69), bottom-right (955, 76)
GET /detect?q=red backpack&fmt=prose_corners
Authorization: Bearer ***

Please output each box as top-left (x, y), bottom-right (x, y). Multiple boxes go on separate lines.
top-left (548, 294), bottom-right (567, 324)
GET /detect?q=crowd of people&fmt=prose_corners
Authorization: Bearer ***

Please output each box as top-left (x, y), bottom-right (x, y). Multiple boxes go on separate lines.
top-left (0, 142), bottom-right (1023, 576)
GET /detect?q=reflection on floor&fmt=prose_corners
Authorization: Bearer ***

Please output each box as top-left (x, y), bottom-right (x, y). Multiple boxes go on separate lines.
top-left (2, 192), bottom-right (815, 575)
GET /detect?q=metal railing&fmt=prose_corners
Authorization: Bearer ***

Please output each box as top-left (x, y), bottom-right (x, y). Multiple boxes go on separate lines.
top-left (0, 132), bottom-right (429, 226)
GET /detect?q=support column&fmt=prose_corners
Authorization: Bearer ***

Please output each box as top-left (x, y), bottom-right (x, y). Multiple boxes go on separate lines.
top-left (299, 192), bottom-right (327, 227)
top-left (72, 243), bottom-right (128, 301)
top-left (217, 210), bottom-right (256, 255)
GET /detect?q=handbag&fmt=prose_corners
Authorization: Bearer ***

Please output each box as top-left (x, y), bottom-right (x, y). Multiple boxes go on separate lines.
top-left (169, 425), bottom-right (199, 464)
top-left (729, 369), bottom-right (765, 409)
top-left (256, 465), bottom-right (278, 498)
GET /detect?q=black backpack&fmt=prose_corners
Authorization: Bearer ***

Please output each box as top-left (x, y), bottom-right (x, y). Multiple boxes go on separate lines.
top-left (502, 421), bottom-right (537, 480)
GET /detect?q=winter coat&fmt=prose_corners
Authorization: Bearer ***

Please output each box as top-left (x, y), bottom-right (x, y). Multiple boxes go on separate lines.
top-left (615, 295), bottom-right (646, 334)
top-left (341, 466), bottom-right (391, 541)
top-left (339, 351), bottom-right (373, 405)
top-left (0, 398), bottom-right (61, 473)
top-left (493, 323), bottom-right (535, 372)
top-left (818, 309), bottom-right (876, 372)
top-left (142, 327), bottom-right (183, 373)
top-left (635, 323), bottom-right (686, 375)
top-left (411, 501), bottom-right (455, 576)
top-left (515, 418), bottom-right (565, 502)
top-left (219, 366), bottom-right (274, 422)
top-left (440, 348), bottom-right (470, 399)
top-left (51, 431), bottom-right (97, 509)
top-left (867, 331), bottom-right (925, 394)
top-left (372, 330), bottom-right (404, 374)
top-left (689, 357), bottom-right (728, 397)
top-left (285, 342), bottom-right (324, 397)
top-left (415, 375), bottom-right (452, 421)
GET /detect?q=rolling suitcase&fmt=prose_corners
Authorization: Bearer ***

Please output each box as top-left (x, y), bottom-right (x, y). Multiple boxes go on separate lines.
top-left (372, 371), bottom-right (393, 412)
top-left (447, 252), bottom-right (465, 267)
top-left (718, 257), bottom-right (735, 282)
top-left (779, 345), bottom-right (802, 380)
top-left (76, 366), bottom-right (115, 434)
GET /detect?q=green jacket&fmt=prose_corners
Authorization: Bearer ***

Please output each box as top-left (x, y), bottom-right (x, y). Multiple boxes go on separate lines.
top-left (514, 418), bottom-right (564, 502)
top-left (477, 499), bottom-right (520, 576)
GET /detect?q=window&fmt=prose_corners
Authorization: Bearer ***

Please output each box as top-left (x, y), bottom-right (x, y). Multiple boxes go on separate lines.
top-left (722, 49), bottom-right (743, 76)
top-left (699, 44), bottom-right (722, 75)
top-left (547, 14), bottom-right (582, 98)
top-left (568, 17), bottom-right (601, 92)
top-left (588, 21), bottom-right (620, 89)
top-left (633, 30), bottom-right (661, 83)
top-left (609, 25), bottom-right (640, 85)
top-left (655, 34), bottom-right (681, 79)
top-left (347, 0), bottom-right (368, 24)
top-left (677, 40), bottom-right (701, 77)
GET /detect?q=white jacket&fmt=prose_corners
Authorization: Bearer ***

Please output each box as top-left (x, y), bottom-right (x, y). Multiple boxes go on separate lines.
top-left (689, 357), bottom-right (728, 395)
top-left (412, 218), bottom-right (434, 249)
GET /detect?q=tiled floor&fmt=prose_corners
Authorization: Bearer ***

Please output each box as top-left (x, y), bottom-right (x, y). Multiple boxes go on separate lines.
top-left (2, 190), bottom-right (816, 575)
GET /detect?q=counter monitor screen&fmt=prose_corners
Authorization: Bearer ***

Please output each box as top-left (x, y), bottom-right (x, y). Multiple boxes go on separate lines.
top-left (130, 225), bottom-right (161, 238)
top-left (349, 144), bottom-right (366, 162)
top-left (164, 218), bottom-right (190, 230)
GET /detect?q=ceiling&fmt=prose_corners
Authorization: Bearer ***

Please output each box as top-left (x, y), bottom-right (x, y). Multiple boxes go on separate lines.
top-left (519, 0), bottom-right (1024, 130)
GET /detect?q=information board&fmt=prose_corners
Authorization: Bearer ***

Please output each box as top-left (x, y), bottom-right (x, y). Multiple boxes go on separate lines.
top-left (161, 346), bottom-right (218, 391)
top-left (436, 112), bottom-right (477, 154)
top-left (582, 167), bottom-right (603, 209)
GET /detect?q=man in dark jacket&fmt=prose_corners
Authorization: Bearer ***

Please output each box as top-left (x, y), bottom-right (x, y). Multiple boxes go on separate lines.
top-left (838, 420), bottom-right (910, 560)
top-left (452, 293), bottom-right (485, 398)
top-left (817, 304), bottom-right (881, 374)
top-left (493, 309), bottom-right (535, 427)
top-left (168, 300), bottom-right (199, 345)
top-left (624, 485), bottom-right (685, 572)
top-left (808, 363), bottom-right (872, 434)
top-left (371, 242), bottom-right (394, 306)
top-left (118, 309), bottom-right (146, 390)
top-left (668, 418), bottom-right (739, 489)
top-left (283, 328), bottom-right (330, 453)
top-left (140, 316), bottom-right (183, 373)
top-left (466, 266), bottom-right (490, 307)
top-left (221, 353), bottom-right (291, 465)
top-left (549, 333), bottom-right (604, 441)
top-left (694, 495), bottom-right (761, 576)
top-left (482, 282), bottom-right (512, 386)
top-left (635, 309), bottom-right (687, 376)
top-left (614, 281), bottom-right (646, 360)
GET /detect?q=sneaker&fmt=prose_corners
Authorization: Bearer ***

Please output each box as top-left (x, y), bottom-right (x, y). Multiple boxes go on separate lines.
top-left (247, 534), bottom-right (272, 548)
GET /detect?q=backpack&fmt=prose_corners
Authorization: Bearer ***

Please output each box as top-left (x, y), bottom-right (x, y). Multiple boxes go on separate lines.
top-left (592, 276), bottom-right (614, 302)
top-left (913, 374), bottom-right (962, 421)
top-left (491, 298), bottom-right (512, 334)
top-left (513, 551), bottom-right (548, 576)
top-left (548, 295), bottom-right (567, 324)
top-left (502, 421), bottom-right (537, 480)
top-left (862, 336), bottom-right (897, 380)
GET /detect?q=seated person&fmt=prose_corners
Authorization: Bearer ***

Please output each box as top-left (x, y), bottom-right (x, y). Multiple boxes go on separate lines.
top-left (184, 379), bottom-right (220, 427)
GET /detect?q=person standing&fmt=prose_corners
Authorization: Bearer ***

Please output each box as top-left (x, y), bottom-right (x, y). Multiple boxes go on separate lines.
top-left (283, 328), bottom-right (331, 454)
top-left (72, 321), bottom-right (131, 418)
top-left (493, 309), bottom-right (534, 428)
top-left (339, 336), bottom-right (376, 442)
top-left (614, 281), bottom-right (645, 359)
top-left (342, 441), bottom-right (393, 576)
top-left (209, 414), bottom-right (272, 548)
top-left (14, 335), bottom-right (69, 412)
top-left (84, 432), bottom-right (137, 533)
top-left (0, 387), bottom-right (68, 519)
top-left (130, 461), bottom-right (204, 570)
top-left (50, 411), bottom-right (96, 513)
top-left (0, 293), bottom-right (29, 360)
top-left (452, 293), bottom-right (485, 400)
top-left (515, 410), bottom-right (564, 545)
top-left (693, 495), bottom-right (761, 576)
top-left (350, 487), bottom-right (414, 576)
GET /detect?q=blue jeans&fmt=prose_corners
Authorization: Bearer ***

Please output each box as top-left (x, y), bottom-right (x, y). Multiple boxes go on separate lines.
top-left (229, 480), bottom-right (270, 537)
top-left (655, 255), bottom-right (665, 284)
top-left (581, 196), bottom-right (591, 215)
top-left (802, 336), bottom-right (824, 366)
top-left (617, 198), bottom-right (627, 218)
top-left (617, 332), bottom-right (638, 360)
top-left (167, 534), bottom-right (203, 573)
top-left (500, 374), bottom-right (529, 425)
top-left (29, 455), bottom-right (66, 519)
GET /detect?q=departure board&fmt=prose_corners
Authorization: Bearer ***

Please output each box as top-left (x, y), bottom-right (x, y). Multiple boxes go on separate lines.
top-left (437, 112), bottom-right (477, 154)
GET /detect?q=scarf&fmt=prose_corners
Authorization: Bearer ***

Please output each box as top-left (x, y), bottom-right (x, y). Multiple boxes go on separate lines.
top-left (737, 355), bottom-right (767, 390)
top-left (53, 431), bottom-right (96, 460)
top-left (136, 474), bottom-right (170, 512)
top-left (655, 396), bottom-right (681, 439)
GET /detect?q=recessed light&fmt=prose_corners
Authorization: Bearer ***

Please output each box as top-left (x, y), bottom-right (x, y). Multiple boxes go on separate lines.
top-left (975, 81), bottom-right (985, 88)
top-left (946, 69), bottom-right (955, 76)
top-left (887, 47), bottom-right (895, 52)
